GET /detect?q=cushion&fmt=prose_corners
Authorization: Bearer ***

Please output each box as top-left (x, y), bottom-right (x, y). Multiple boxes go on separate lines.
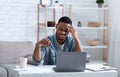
top-left (0, 66), bottom-right (7, 77)
top-left (0, 41), bottom-right (34, 64)
top-left (0, 64), bottom-right (19, 77)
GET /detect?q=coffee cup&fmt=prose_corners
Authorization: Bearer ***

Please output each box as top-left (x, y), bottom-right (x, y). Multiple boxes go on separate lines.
top-left (17, 57), bottom-right (27, 68)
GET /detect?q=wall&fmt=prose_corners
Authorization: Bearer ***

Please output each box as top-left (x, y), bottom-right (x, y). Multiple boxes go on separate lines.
top-left (108, 0), bottom-right (120, 77)
top-left (0, 0), bottom-right (38, 43)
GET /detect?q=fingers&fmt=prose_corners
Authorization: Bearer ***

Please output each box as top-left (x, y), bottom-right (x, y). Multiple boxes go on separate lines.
top-left (37, 38), bottom-right (52, 47)
top-left (67, 25), bottom-right (75, 33)
top-left (42, 38), bottom-right (52, 47)
top-left (67, 25), bottom-right (78, 38)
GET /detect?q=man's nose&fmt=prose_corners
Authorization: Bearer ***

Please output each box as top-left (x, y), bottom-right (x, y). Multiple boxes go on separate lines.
top-left (61, 30), bottom-right (66, 34)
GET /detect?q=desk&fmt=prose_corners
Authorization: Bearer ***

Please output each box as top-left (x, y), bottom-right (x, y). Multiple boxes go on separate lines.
top-left (13, 65), bottom-right (117, 77)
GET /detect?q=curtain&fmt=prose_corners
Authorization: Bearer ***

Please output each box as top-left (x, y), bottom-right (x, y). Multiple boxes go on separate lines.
top-left (108, 0), bottom-right (120, 77)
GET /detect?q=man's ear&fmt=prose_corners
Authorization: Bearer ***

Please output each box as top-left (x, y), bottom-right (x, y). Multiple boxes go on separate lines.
top-left (56, 24), bottom-right (58, 28)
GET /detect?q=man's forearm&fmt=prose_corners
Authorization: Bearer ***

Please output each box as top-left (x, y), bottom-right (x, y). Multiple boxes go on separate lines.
top-left (33, 44), bottom-right (41, 61)
top-left (74, 36), bottom-right (83, 52)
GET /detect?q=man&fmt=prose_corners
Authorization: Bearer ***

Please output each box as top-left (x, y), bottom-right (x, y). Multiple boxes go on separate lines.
top-left (32, 16), bottom-right (83, 65)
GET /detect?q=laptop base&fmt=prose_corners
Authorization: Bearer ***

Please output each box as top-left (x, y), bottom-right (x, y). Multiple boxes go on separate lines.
top-left (53, 67), bottom-right (84, 72)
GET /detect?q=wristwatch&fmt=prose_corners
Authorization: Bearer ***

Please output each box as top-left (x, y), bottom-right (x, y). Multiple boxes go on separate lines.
top-left (40, 0), bottom-right (52, 7)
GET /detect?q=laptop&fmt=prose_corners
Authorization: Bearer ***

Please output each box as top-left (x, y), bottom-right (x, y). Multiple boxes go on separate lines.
top-left (54, 52), bottom-right (86, 72)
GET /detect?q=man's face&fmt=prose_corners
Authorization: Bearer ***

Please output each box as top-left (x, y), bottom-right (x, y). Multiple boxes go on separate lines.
top-left (56, 22), bottom-right (69, 42)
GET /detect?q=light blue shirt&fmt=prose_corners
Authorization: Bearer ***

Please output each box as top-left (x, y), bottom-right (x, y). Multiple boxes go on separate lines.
top-left (33, 34), bottom-right (75, 65)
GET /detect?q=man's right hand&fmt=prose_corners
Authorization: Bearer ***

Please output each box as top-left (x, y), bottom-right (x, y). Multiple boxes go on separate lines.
top-left (36, 38), bottom-right (52, 47)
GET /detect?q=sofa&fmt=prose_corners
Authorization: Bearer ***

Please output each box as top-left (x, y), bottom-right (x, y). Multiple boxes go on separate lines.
top-left (0, 41), bottom-right (34, 77)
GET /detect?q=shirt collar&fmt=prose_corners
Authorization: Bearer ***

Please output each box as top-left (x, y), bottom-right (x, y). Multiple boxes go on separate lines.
top-left (53, 34), bottom-right (68, 50)
top-left (53, 34), bottom-right (59, 48)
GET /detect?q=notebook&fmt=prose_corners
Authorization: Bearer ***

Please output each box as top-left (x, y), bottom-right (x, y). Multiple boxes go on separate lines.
top-left (54, 52), bottom-right (86, 72)
top-left (86, 64), bottom-right (118, 72)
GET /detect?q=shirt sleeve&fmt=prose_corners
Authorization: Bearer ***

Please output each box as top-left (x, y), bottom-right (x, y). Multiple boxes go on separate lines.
top-left (67, 36), bottom-right (76, 51)
top-left (64, 36), bottom-right (76, 52)
top-left (32, 46), bottom-right (46, 65)
top-left (70, 38), bottom-right (76, 51)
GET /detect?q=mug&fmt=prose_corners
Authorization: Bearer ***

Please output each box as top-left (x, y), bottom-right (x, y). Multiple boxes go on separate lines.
top-left (17, 57), bottom-right (27, 68)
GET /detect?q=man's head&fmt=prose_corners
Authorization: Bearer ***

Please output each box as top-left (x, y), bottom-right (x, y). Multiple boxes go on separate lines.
top-left (58, 16), bottom-right (72, 25)
top-left (56, 16), bottom-right (72, 44)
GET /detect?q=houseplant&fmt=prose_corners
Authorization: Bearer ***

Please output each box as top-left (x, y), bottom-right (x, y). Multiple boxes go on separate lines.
top-left (96, 0), bottom-right (104, 8)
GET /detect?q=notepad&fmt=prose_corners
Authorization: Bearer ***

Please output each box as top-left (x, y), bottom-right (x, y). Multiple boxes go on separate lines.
top-left (86, 64), bottom-right (117, 72)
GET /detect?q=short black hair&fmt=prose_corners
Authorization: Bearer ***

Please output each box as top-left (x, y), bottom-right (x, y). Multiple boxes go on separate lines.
top-left (58, 16), bottom-right (72, 25)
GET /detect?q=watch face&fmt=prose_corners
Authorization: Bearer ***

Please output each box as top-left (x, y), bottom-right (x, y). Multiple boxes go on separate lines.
top-left (40, 0), bottom-right (52, 7)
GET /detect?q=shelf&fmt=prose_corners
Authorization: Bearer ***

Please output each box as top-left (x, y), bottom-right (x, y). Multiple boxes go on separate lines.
top-left (39, 26), bottom-right (107, 30)
top-left (75, 27), bottom-right (107, 30)
top-left (45, 6), bottom-right (63, 9)
top-left (38, 4), bottom-right (64, 9)
top-left (73, 7), bottom-right (108, 10)
top-left (38, 6), bottom-right (64, 9)
top-left (83, 45), bottom-right (107, 48)
top-left (40, 26), bottom-right (55, 29)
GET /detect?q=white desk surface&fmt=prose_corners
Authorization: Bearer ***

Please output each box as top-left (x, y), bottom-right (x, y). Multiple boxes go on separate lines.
top-left (13, 65), bottom-right (118, 77)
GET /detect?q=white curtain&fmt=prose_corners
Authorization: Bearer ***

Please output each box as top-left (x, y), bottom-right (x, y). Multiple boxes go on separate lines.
top-left (108, 0), bottom-right (120, 77)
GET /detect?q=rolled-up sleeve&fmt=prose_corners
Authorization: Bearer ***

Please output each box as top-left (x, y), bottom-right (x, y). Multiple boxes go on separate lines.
top-left (32, 46), bottom-right (46, 65)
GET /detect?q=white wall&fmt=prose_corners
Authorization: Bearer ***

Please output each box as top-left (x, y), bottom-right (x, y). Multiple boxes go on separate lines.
top-left (0, 0), bottom-right (38, 43)
top-left (108, 0), bottom-right (120, 77)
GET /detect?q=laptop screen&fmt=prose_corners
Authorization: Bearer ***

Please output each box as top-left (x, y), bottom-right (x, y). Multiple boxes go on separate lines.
top-left (55, 52), bottom-right (86, 72)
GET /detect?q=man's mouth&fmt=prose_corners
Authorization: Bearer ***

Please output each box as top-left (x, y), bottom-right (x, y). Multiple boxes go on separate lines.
top-left (59, 35), bottom-right (66, 39)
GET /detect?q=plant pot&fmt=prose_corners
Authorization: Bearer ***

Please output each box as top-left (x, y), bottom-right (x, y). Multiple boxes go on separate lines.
top-left (97, 3), bottom-right (104, 8)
